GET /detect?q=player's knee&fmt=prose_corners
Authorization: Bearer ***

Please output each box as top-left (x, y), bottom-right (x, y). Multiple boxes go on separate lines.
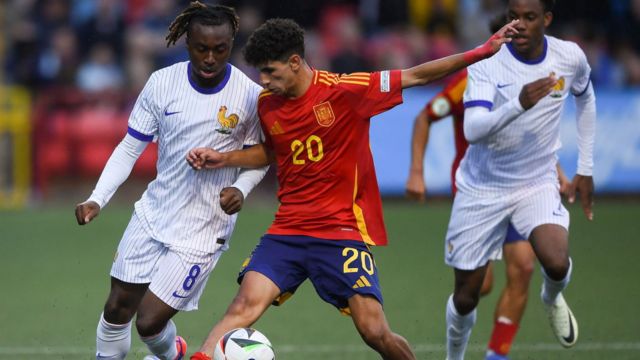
top-left (135, 313), bottom-right (167, 337)
top-left (513, 260), bottom-right (535, 282)
top-left (453, 292), bottom-right (479, 315)
top-left (103, 297), bottom-right (137, 324)
top-left (542, 258), bottom-right (570, 281)
top-left (358, 323), bottom-right (391, 350)
top-left (225, 294), bottom-right (261, 323)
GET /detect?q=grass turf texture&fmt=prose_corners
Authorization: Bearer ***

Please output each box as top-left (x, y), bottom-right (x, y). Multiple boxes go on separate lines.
top-left (1, 199), bottom-right (639, 359)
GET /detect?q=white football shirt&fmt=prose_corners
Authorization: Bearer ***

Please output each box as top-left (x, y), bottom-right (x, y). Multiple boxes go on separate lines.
top-left (459, 35), bottom-right (592, 192)
top-left (128, 61), bottom-right (263, 253)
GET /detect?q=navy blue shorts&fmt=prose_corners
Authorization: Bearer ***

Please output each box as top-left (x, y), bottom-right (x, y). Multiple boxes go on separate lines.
top-left (504, 223), bottom-right (526, 244)
top-left (238, 234), bottom-right (383, 313)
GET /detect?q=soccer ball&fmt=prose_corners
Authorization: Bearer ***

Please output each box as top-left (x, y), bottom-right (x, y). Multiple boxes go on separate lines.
top-left (213, 327), bottom-right (275, 360)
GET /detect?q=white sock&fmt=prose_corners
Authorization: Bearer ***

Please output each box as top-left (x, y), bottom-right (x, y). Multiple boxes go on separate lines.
top-left (446, 294), bottom-right (476, 360)
top-left (141, 319), bottom-right (178, 360)
top-left (96, 312), bottom-right (132, 359)
top-left (541, 257), bottom-right (573, 305)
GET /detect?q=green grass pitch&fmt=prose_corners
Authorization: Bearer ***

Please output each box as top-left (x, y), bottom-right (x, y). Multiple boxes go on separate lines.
top-left (1, 199), bottom-right (639, 359)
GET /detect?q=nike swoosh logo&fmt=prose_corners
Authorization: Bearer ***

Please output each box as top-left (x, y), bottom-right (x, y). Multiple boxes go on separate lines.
top-left (553, 210), bottom-right (563, 216)
top-left (172, 291), bottom-right (189, 298)
top-left (497, 83), bottom-right (513, 89)
top-left (165, 110), bottom-right (181, 116)
top-left (562, 309), bottom-right (576, 344)
top-left (96, 353), bottom-right (119, 359)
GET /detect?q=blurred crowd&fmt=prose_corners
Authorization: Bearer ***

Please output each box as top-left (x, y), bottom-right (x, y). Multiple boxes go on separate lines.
top-left (2, 0), bottom-right (640, 96)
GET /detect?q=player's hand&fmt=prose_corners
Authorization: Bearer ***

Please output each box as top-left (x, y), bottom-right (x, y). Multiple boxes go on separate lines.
top-left (219, 187), bottom-right (244, 215)
top-left (464, 19), bottom-right (519, 63)
top-left (406, 170), bottom-right (426, 202)
top-left (75, 200), bottom-right (101, 225)
top-left (518, 74), bottom-right (557, 110)
top-left (571, 175), bottom-right (594, 221)
top-left (558, 168), bottom-right (574, 200)
top-left (187, 148), bottom-right (226, 170)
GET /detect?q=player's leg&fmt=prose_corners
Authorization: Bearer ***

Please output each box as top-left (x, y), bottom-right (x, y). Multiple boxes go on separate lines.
top-left (197, 271), bottom-right (280, 356)
top-left (512, 183), bottom-right (576, 348)
top-left (349, 294), bottom-right (415, 360)
top-left (447, 266), bottom-right (487, 360)
top-left (96, 212), bottom-right (156, 359)
top-left (193, 235), bottom-right (306, 358)
top-left (97, 278), bottom-right (148, 360)
top-left (486, 236), bottom-right (535, 359)
top-left (444, 188), bottom-right (511, 360)
top-left (480, 261), bottom-right (494, 296)
top-left (140, 246), bottom-right (224, 360)
top-left (529, 223), bottom-right (578, 347)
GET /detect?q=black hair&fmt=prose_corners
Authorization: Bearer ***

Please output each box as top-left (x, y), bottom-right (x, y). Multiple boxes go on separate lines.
top-left (242, 18), bottom-right (305, 66)
top-left (166, 1), bottom-right (239, 47)
top-left (506, 0), bottom-right (555, 13)
top-left (541, 0), bottom-right (555, 12)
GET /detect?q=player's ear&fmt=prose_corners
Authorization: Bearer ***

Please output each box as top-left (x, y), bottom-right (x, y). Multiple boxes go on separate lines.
top-left (543, 11), bottom-right (553, 28)
top-left (288, 54), bottom-right (302, 72)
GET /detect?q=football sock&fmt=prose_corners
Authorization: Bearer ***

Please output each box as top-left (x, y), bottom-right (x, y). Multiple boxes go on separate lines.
top-left (446, 294), bottom-right (477, 360)
top-left (487, 317), bottom-right (519, 356)
top-left (141, 319), bottom-right (178, 360)
top-left (96, 312), bottom-right (132, 359)
top-left (541, 257), bottom-right (572, 305)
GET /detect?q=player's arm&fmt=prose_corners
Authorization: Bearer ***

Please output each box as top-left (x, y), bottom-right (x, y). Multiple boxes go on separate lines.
top-left (401, 20), bottom-right (518, 88)
top-left (464, 75), bottom-right (556, 143)
top-left (406, 107), bottom-right (431, 201)
top-left (75, 134), bottom-right (149, 225)
top-left (187, 143), bottom-right (274, 170)
top-left (572, 81), bottom-right (596, 221)
top-left (220, 154), bottom-right (270, 215)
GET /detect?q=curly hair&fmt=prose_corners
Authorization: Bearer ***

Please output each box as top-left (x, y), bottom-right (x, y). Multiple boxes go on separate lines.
top-left (242, 18), bottom-right (305, 66)
top-left (166, 1), bottom-right (239, 47)
top-left (541, 0), bottom-right (555, 12)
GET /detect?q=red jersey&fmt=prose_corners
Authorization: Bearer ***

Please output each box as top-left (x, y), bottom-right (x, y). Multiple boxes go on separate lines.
top-left (258, 69), bottom-right (403, 246)
top-left (423, 69), bottom-right (468, 193)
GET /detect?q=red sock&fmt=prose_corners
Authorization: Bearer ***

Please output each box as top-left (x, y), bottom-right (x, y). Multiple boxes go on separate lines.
top-left (487, 320), bottom-right (519, 355)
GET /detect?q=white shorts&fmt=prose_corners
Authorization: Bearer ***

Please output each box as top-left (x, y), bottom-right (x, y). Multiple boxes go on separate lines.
top-left (110, 211), bottom-right (225, 311)
top-left (445, 182), bottom-right (569, 270)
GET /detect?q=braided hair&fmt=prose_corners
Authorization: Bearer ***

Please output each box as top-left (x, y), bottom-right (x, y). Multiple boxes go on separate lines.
top-left (165, 1), bottom-right (239, 47)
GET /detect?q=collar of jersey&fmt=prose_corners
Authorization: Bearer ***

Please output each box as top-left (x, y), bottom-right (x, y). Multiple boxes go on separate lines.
top-left (506, 36), bottom-right (548, 65)
top-left (187, 62), bottom-right (232, 94)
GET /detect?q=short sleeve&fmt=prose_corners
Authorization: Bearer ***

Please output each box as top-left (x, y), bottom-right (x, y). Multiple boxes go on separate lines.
top-left (425, 71), bottom-right (467, 122)
top-left (340, 70), bottom-right (403, 118)
top-left (243, 86), bottom-right (264, 147)
top-left (463, 63), bottom-right (496, 111)
top-left (127, 73), bottom-right (160, 141)
top-left (570, 45), bottom-right (592, 96)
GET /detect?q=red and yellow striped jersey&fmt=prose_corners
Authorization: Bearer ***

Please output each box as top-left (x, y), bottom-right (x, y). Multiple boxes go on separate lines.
top-left (258, 69), bottom-right (403, 246)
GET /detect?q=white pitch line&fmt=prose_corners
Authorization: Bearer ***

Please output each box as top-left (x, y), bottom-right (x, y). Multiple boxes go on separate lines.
top-left (0, 342), bottom-right (639, 355)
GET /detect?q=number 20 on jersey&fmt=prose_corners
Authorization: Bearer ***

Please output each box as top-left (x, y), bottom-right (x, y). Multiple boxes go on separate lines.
top-left (291, 135), bottom-right (324, 165)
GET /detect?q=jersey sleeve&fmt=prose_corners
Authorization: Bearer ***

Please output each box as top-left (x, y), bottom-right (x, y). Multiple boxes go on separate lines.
top-left (243, 84), bottom-right (264, 146)
top-left (570, 44), bottom-right (592, 96)
top-left (463, 63), bottom-right (496, 111)
top-left (127, 73), bottom-right (160, 141)
top-left (425, 72), bottom-right (467, 122)
top-left (340, 70), bottom-right (403, 118)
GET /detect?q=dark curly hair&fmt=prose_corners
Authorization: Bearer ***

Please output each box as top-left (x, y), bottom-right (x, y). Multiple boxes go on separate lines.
top-left (507, 0), bottom-right (555, 12)
top-left (541, 0), bottom-right (555, 12)
top-left (242, 18), bottom-right (305, 66)
top-left (166, 1), bottom-right (239, 47)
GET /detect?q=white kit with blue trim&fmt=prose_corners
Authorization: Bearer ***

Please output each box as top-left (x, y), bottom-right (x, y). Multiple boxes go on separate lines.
top-left (459, 35), bottom-right (595, 192)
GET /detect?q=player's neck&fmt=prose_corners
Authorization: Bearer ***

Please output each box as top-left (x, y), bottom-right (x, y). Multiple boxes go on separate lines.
top-left (287, 64), bottom-right (314, 99)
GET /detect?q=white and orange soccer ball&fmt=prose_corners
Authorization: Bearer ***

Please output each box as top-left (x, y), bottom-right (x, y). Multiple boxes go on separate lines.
top-left (213, 328), bottom-right (275, 360)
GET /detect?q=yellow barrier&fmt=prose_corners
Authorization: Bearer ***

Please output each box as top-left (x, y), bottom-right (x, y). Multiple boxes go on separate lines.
top-left (0, 86), bottom-right (31, 209)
